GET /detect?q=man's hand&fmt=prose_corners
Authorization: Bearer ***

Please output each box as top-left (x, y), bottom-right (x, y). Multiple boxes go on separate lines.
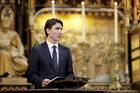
top-left (42, 79), bottom-right (50, 88)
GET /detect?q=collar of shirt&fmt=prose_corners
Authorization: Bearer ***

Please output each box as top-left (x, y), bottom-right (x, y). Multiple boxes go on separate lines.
top-left (46, 39), bottom-right (58, 57)
top-left (46, 40), bottom-right (59, 65)
top-left (46, 39), bottom-right (58, 49)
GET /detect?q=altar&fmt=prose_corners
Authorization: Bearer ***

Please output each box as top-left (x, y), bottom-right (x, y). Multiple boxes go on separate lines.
top-left (0, 88), bottom-right (139, 93)
top-left (0, 78), bottom-right (138, 93)
top-left (0, 78), bottom-right (32, 91)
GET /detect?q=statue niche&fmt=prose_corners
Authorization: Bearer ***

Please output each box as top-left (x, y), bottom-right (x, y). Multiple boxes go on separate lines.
top-left (0, 6), bottom-right (28, 77)
top-left (88, 31), bottom-right (125, 83)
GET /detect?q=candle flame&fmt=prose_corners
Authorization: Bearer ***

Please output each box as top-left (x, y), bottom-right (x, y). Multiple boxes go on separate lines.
top-left (51, 0), bottom-right (55, 4)
top-left (114, 2), bottom-right (117, 6)
top-left (81, 1), bottom-right (84, 6)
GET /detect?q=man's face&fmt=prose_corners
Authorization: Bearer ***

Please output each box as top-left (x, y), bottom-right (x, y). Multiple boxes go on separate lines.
top-left (47, 23), bottom-right (62, 43)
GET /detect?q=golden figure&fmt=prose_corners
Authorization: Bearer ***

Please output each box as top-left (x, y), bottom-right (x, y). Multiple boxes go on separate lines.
top-left (0, 7), bottom-right (28, 77)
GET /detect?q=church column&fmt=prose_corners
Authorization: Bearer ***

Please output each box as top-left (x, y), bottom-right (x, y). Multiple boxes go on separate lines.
top-left (27, 0), bottom-right (35, 56)
top-left (17, 0), bottom-right (24, 42)
top-left (110, 0), bottom-right (114, 7)
top-left (124, 0), bottom-right (131, 84)
top-left (133, 0), bottom-right (139, 24)
top-left (28, 0), bottom-right (35, 26)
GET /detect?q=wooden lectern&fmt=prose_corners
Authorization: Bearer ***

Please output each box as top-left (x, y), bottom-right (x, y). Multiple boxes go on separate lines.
top-left (46, 77), bottom-right (89, 89)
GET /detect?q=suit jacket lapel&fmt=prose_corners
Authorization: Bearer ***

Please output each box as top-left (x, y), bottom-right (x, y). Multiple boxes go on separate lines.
top-left (42, 42), bottom-right (57, 72)
top-left (57, 44), bottom-right (64, 73)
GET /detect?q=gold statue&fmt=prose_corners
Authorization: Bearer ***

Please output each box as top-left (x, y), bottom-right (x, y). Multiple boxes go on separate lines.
top-left (0, 14), bottom-right (28, 77)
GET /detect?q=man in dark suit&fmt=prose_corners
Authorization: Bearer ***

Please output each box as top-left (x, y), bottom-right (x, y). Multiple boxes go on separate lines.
top-left (27, 18), bottom-right (75, 88)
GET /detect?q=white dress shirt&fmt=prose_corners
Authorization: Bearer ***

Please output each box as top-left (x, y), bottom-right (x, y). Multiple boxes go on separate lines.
top-left (46, 40), bottom-right (59, 66)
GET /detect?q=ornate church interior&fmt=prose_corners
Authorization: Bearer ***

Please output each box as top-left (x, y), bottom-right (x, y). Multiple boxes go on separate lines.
top-left (0, 0), bottom-right (140, 92)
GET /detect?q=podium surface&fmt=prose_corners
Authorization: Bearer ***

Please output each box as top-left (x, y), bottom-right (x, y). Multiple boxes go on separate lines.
top-left (47, 77), bottom-right (89, 88)
top-left (0, 89), bottom-right (105, 93)
top-left (46, 77), bottom-right (88, 88)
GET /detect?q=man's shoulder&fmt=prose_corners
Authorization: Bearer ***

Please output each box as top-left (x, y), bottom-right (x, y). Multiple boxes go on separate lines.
top-left (32, 42), bottom-right (46, 50)
top-left (59, 43), bottom-right (70, 50)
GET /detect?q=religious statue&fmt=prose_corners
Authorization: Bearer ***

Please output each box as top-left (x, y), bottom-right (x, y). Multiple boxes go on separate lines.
top-left (88, 31), bottom-right (125, 83)
top-left (71, 42), bottom-right (90, 77)
top-left (0, 6), bottom-right (28, 77)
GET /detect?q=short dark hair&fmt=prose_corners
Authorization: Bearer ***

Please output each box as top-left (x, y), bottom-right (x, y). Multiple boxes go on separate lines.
top-left (44, 18), bottom-right (63, 37)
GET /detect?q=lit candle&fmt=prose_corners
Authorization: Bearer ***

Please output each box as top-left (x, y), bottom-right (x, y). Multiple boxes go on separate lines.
top-left (114, 2), bottom-right (118, 43)
top-left (81, 1), bottom-right (86, 41)
top-left (51, 0), bottom-right (55, 17)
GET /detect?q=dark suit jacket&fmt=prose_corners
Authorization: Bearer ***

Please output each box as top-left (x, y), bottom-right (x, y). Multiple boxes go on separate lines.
top-left (27, 42), bottom-right (75, 88)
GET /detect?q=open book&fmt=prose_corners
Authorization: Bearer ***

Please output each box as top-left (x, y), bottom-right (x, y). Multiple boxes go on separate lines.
top-left (47, 76), bottom-right (89, 88)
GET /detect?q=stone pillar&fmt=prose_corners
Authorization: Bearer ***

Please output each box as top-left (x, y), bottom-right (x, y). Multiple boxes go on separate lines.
top-left (110, 0), bottom-right (114, 7)
top-left (133, 0), bottom-right (139, 24)
top-left (124, 0), bottom-right (131, 84)
top-left (28, 0), bottom-right (35, 26)
top-left (135, 0), bottom-right (140, 23)
top-left (27, 0), bottom-right (36, 55)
